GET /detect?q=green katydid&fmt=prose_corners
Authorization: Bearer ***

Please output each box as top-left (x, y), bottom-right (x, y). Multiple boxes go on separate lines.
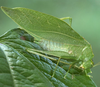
top-left (1, 6), bottom-right (94, 78)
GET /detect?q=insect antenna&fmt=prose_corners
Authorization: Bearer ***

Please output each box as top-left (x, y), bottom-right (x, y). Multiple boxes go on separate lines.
top-left (93, 62), bottom-right (100, 67)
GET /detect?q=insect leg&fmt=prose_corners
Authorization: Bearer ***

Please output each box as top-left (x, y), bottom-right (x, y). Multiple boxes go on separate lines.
top-left (27, 48), bottom-right (70, 65)
top-left (52, 57), bottom-right (61, 77)
top-left (64, 64), bottom-right (72, 79)
top-left (64, 60), bottom-right (81, 79)
top-left (60, 17), bottom-right (72, 26)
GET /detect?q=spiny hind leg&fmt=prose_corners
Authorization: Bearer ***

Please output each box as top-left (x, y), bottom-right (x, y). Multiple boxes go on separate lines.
top-left (52, 57), bottom-right (61, 77)
top-left (60, 17), bottom-right (72, 26)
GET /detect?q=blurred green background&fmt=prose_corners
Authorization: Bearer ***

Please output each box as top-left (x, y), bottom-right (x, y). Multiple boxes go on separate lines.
top-left (0, 0), bottom-right (100, 86)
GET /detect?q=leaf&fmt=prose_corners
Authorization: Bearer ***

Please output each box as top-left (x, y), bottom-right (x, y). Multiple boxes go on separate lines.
top-left (0, 28), bottom-right (97, 87)
top-left (0, 46), bottom-right (14, 87)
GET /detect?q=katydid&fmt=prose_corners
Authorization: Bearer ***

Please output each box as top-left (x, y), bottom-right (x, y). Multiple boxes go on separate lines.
top-left (1, 7), bottom-right (94, 78)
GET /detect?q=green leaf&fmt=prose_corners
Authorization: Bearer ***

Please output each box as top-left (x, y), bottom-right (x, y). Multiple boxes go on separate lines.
top-left (0, 28), bottom-right (97, 87)
top-left (0, 46), bottom-right (14, 87)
